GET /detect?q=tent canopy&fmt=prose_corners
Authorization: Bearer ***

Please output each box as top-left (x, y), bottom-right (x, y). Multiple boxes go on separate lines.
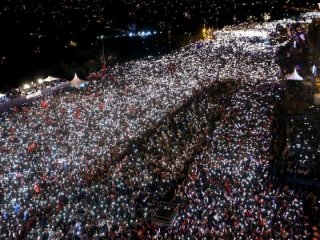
top-left (286, 68), bottom-right (303, 81)
top-left (43, 75), bottom-right (59, 82)
top-left (70, 73), bottom-right (88, 89)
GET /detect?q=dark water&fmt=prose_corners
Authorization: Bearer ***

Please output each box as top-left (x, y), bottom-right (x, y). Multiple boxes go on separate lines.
top-left (0, 0), bottom-right (313, 92)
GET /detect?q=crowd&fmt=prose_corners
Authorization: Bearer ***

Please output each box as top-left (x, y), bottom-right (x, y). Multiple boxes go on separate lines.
top-left (160, 71), bottom-right (316, 239)
top-left (281, 108), bottom-right (320, 180)
top-left (120, 0), bottom-right (316, 30)
top-left (0, 12), bottom-right (320, 240)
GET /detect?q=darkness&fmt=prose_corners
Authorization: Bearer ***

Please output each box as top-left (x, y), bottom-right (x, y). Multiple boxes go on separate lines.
top-left (0, 0), bottom-right (315, 91)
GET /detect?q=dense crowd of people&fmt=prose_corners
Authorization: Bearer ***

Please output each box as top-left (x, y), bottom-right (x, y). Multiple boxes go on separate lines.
top-left (281, 107), bottom-right (320, 179)
top-left (0, 12), bottom-right (319, 239)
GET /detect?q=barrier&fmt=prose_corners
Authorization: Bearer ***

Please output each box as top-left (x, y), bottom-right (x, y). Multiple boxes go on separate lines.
top-left (0, 82), bottom-right (70, 113)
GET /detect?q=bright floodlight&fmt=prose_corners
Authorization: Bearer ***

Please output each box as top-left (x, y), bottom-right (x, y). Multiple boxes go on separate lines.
top-left (23, 84), bottom-right (31, 90)
top-left (38, 78), bottom-right (43, 84)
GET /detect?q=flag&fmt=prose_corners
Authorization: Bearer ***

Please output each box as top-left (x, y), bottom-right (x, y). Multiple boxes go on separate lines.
top-left (75, 108), bottom-right (81, 119)
top-left (41, 100), bottom-right (48, 109)
top-left (98, 101), bottom-right (105, 111)
top-left (33, 183), bottom-right (41, 194)
top-left (28, 142), bottom-right (37, 152)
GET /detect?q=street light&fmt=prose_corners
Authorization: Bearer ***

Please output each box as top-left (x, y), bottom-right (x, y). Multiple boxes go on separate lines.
top-left (97, 35), bottom-right (106, 71)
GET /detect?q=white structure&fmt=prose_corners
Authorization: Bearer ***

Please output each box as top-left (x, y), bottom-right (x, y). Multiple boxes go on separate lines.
top-left (43, 75), bottom-right (59, 83)
top-left (70, 73), bottom-right (88, 89)
top-left (285, 68), bottom-right (303, 81)
top-left (0, 93), bottom-right (6, 102)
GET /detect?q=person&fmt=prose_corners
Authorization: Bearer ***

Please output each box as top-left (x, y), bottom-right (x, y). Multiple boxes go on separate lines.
top-left (0, 11), bottom-right (319, 239)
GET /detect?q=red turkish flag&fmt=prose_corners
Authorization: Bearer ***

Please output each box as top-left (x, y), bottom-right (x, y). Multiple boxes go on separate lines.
top-left (13, 106), bottom-right (19, 112)
top-left (98, 101), bottom-right (105, 111)
top-left (33, 183), bottom-right (41, 193)
top-left (41, 100), bottom-right (48, 109)
top-left (28, 142), bottom-right (37, 152)
top-left (75, 109), bottom-right (81, 119)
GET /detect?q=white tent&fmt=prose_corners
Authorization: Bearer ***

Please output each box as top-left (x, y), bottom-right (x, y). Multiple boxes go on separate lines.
top-left (285, 68), bottom-right (303, 81)
top-left (70, 73), bottom-right (88, 89)
top-left (43, 75), bottom-right (59, 82)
